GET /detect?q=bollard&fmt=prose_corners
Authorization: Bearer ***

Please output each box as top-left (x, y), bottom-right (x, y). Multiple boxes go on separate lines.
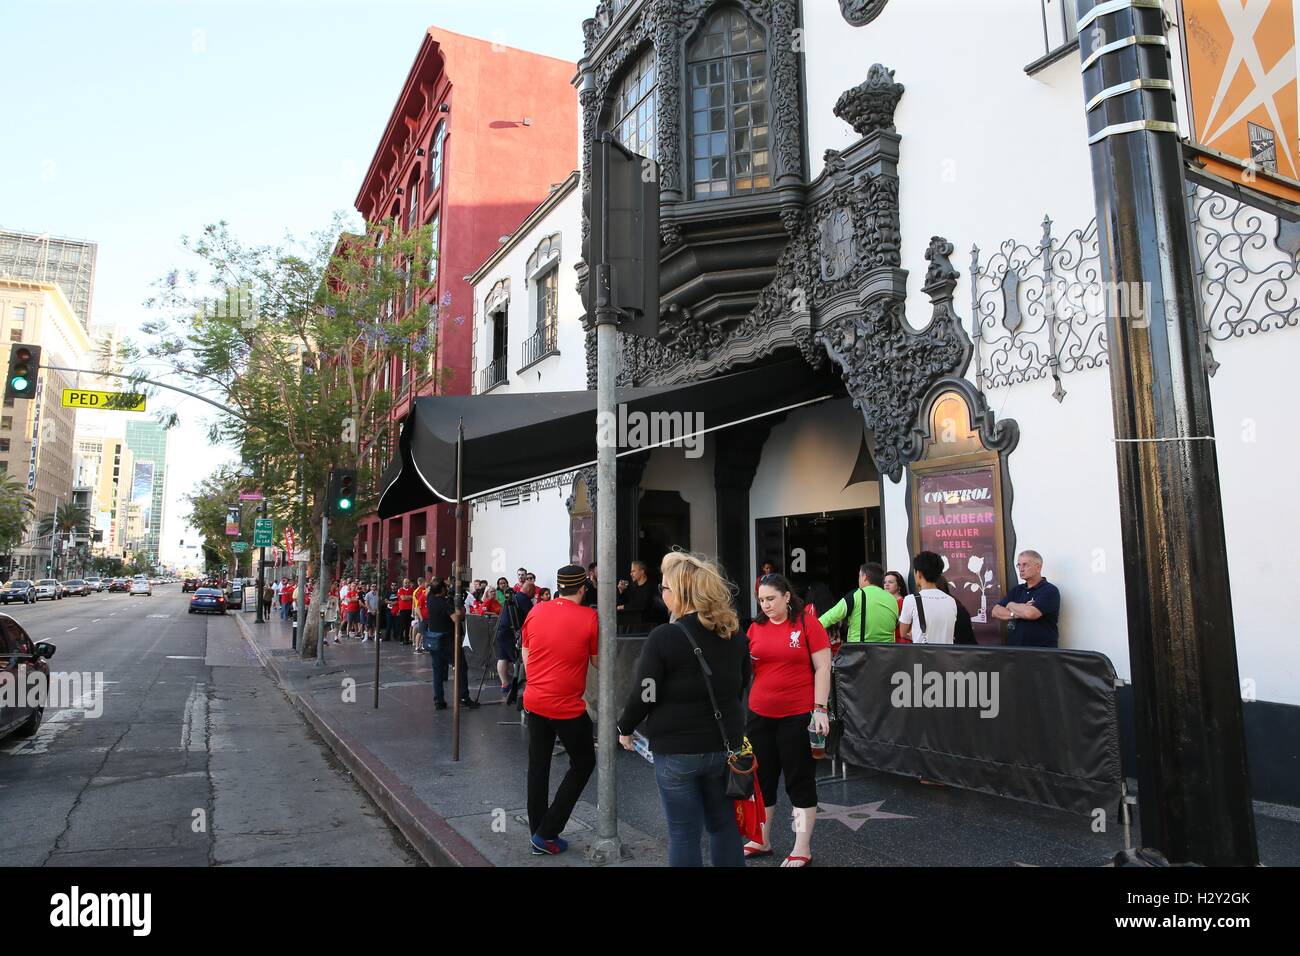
top-left (291, 618), bottom-right (298, 650)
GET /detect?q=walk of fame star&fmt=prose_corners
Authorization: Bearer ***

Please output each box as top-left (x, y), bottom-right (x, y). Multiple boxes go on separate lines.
top-left (818, 800), bottom-right (914, 831)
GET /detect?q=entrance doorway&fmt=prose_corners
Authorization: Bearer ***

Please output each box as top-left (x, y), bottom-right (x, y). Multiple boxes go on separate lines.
top-left (637, 490), bottom-right (690, 577)
top-left (754, 507), bottom-right (881, 603)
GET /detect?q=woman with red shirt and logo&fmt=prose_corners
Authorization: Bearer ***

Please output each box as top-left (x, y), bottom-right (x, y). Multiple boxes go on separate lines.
top-left (395, 579), bottom-right (414, 645)
top-left (744, 573), bottom-right (832, 867)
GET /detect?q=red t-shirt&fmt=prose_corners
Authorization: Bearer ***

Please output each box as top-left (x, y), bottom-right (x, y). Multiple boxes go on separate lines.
top-left (281, 583), bottom-right (294, 603)
top-left (746, 611), bottom-right (831, 718)
top-left (521, 598), bottom-right (599, 720)
top-left (396, 586), bottom-right (413, 611)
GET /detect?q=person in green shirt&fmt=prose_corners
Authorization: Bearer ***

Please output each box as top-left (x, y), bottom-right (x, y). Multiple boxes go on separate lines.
top-left (819, 562), bottom-right (899, 644)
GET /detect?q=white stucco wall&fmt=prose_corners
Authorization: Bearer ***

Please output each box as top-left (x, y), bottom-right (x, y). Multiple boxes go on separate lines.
top-left (467, 488), bottom-right (575, 595)
top-left (638, 438), bottom-right (718, 557)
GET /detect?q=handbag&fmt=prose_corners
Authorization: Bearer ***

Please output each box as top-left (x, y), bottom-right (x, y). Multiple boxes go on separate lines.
top-left (673, 620), bottom-right (757, 800)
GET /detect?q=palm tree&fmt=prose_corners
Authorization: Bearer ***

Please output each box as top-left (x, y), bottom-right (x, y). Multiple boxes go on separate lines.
top-left (0, 473), bottom-right (34, 556)
top-left (37, 502), bottom-right (91, 539)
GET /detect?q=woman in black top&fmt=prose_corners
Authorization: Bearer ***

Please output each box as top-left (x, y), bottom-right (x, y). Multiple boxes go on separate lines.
top-left (617, 551), bottom-right (750, 867)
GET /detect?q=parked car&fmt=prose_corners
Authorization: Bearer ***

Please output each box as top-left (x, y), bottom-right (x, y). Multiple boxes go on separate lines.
top-left (0, 614), bottom-right (56, 741)
top-left (107, 577), bottom-right (130, 593)
top-left (182, 578), bottom-right (199, 593)
top-left (188, 587), bottom-right (227, 615)
top-left (34, 580), bottom-right (61, 601)
top-left (0, 580), bottom-right (36, 605)
top-left (62, 580), bottom-right (90, 597)
top-left (129, 576), bottom-right (152, 597)
top-left (84, 576), bottom-right (103, 592)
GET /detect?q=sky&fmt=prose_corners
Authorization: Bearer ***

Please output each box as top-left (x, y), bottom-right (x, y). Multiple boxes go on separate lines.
top-left (0, 0), bottom-right (589, 564)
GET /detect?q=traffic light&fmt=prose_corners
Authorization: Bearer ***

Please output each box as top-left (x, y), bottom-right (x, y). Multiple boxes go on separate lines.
top-left (5, 343), bottom-right (41, 401)
top-left (324, 539), bottom-right (339, 564)
top-left (45, 562), bottom-right (52, 574)
top-left (327, 468), bottom-right (357, 517)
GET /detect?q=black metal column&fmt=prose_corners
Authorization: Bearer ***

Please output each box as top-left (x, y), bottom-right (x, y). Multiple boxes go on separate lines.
top-left (1076, 0), bottom-right (1256, 864)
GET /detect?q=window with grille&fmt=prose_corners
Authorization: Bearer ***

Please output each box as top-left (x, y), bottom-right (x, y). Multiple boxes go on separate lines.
top-left (429, 123), bottom-right (447, 197)
top-left (406, 172), bottom-right (420, 232)
top-left (608, 48), bottom-right (657, 160)
top-left (9, 330), bottom-right (21, 342)
top-left (1, 417), bottom-right (11, 430)
top-left (687, 8), bottom-right (770, 199)
top-left (0, 439), bottom-right (9, 452)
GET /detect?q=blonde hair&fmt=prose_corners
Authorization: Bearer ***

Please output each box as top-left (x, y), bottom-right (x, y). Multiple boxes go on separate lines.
top-left (660, 551), bottom-right (739, 639)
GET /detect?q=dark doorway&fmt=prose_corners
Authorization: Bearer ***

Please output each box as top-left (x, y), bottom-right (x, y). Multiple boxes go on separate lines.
top-left (754, 507), bottom-right (879, 602)
top-left (637, 490), bottom-right (690, 577)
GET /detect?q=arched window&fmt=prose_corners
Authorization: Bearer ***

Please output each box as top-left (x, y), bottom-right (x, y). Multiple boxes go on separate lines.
top-left (428, 123), bottom-right (447, 198)
top-left (687, 8), bottom-right (769, 199)
top-left (607, 47), bottom-right (656, 160)
top-left (406, 169), bottom-right (420, 232)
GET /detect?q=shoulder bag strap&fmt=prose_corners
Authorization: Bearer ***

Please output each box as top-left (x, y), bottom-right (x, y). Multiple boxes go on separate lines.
top-left (913, 591), bottom-right (928, 639)
top-left (858, 588), bottom-right (866, 642)
top-left (673, 620), bottom-right (734, 753)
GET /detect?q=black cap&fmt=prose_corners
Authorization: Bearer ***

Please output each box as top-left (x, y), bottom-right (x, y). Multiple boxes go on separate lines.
top-left (557, 564), bottom-right (588, 589)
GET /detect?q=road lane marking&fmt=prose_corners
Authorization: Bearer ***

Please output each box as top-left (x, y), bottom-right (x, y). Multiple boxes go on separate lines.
top-left (4, 682), bottom-right (106, 755)
top-left (65, 626), bottom-right (78, 632)
top-left (92, 618), bottom-right (101, 622)
top-left (180, 682), bottom-right (207, 752)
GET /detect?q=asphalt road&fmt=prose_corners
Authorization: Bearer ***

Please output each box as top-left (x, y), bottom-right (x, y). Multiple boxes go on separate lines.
top-left (0, 586), bottom-right (420, 866)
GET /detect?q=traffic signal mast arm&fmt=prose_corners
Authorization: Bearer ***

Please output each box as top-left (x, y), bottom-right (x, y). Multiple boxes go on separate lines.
top-left (32, 359), bottom-right (251, 422)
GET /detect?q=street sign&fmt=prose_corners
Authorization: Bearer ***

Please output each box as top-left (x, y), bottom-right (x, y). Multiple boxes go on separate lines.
top-left (60, 388), bottom-right (147, 412)
top-left (253, 518), bottom-right (273, 547)
top-left (292, 550), bottom-right (309, 563)
top-left (232, 542), bottom-right (248, 553)
top-left (239, 490), bottom-right (263, 501)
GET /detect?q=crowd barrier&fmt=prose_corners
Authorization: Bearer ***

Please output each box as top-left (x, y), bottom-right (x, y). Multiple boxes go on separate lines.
top-left (833, 643), bottom-right (1123, 817)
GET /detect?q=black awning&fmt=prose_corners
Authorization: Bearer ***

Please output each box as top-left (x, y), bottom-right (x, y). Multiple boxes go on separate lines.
top-left (377, 358), bottom-right (837, 517)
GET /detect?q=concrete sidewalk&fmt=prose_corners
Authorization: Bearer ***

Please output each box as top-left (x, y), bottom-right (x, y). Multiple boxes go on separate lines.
top-left (233, 608), bottom-right (1300, 868)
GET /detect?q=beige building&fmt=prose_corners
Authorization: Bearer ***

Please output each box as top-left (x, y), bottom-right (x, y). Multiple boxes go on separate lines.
top-left (0, 278), bottom-right (92, 576)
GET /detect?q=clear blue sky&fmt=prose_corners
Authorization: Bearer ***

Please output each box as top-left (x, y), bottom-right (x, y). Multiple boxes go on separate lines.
top-left (0, 0), bottom-right (589, 561)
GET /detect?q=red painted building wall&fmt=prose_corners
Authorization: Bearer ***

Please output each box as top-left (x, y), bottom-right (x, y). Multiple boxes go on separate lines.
top-left (352, 27), bottom-right (577, 585)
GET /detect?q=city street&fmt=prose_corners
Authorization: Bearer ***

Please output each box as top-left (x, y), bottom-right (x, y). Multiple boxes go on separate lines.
top-left (0, 586), bottom-right (419, 866)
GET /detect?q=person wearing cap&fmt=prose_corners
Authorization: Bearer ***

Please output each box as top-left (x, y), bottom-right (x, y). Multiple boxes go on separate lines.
top-left (521, 564), bottom-right (599, 856)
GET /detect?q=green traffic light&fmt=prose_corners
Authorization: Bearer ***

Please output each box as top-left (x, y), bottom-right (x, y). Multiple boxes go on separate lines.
top-left (338, 498), bottom-right (352, 511)
top-left (11, 375), bottom-right (28, 392)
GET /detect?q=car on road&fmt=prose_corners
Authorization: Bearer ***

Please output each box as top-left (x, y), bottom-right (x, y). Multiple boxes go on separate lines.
top-left (107, 578), bottom-right (129, 593)
top-left (34, 579), bottom-right (62, 601)
top-left (62, 580), bottom-right (90, 597)
top-left (188, 587), bottom-right (227, 615)
top-left (182, 578), bottom-right (199, 593)
top-left (84, 576), bottom-right (103, 592)
top-left (0, 614), bottom-right (57, 741)
top-left (129, 576), bottom-right (152, 597)
top-left (0, 580), bottom-right (36, 605)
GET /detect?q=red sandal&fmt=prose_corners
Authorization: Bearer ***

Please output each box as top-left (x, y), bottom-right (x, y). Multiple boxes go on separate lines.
top-left (781, 855), bottom-right (813, 868)
top-left (743, 843), bottom-right (773, 858)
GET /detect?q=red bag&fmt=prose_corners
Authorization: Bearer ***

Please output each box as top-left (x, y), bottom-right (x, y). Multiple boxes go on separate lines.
top-left (732, 758), bottom-right (767, 842)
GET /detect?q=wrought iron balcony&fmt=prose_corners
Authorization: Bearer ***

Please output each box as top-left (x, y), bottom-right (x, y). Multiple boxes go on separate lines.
top-left (520, 324), bottom-right (558, 371)
top-left (479, 354), bottom-right (507, 392)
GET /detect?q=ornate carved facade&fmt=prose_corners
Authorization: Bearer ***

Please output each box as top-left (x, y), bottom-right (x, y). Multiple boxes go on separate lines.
top-left (576, 0), bottom-right (975, 483)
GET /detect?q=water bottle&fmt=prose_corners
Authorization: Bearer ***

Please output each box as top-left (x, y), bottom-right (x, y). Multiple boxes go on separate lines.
top-left (808, 714), bottom-right (826, 760)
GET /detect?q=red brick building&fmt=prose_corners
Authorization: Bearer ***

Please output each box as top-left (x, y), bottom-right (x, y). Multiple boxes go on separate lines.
top-left (352, 27), bottom-right (578, 583)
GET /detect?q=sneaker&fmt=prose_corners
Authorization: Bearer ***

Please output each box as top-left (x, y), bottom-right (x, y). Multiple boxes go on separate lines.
top-left (460, 698), bottom-right (480, 709)
top-left (530, 834), bottom-right (568, 856)
top-left (500, 684), bottom-right (511, 696)
top-left (434, 701), bottom-right (448, 710)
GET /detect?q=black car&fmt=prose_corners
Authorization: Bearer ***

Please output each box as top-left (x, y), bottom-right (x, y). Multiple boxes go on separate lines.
top-left (188, 587), bottom-right (228, 615)
top-left (0, 580), bottom-right (36, 605)
top-left (0, 613), bottom-right (56, 741)
top-left (107, 578), bottom-right (129, 593)
top-left (182, 578), bottom-right (199, 593)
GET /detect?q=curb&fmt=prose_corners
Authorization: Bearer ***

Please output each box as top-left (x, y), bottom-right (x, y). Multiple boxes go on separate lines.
top-left (232, 612), bottom-right (491, 868)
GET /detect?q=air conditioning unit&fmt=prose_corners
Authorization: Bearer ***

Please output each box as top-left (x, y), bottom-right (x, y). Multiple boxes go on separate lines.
top-left (392, 538), bottom-right (403, 553)
top-left (415, 535), bottom-right (427, 553)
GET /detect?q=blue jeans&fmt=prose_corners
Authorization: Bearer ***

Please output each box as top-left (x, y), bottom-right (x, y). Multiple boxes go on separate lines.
top-left (653, 751), bottom-right (744, 867)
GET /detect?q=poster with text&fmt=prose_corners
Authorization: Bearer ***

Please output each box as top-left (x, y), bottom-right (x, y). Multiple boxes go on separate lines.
top-left (130, 461), bottom-right (154, 532)
top-left (917, 466), bottom-right (1004, 645)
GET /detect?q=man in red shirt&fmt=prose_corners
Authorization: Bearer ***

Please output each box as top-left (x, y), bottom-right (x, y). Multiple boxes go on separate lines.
top-left (280, 579), bottom-right (295, 621)
top-left (396, 578), bottom-right (414, 646)
top-left (521, 564), bottom-right (598, 856)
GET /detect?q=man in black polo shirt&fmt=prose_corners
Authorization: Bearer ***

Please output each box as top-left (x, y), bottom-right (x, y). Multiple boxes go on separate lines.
top-left (992, 549), bottom-right (1061, 647)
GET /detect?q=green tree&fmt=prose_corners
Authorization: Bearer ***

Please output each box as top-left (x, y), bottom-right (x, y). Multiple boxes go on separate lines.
top-left (0, 473), bottom-right (34, 556)
top-left (37, 502), bottom-right (91, 539)
top-left (119, 216), bottom-right (442, 655)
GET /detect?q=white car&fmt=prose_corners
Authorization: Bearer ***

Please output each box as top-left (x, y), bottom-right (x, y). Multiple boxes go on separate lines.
top-left (84, 576), bottom-right (103, 592)
top-left (129, 577), bottom-right (152, 596)
top-left (34, 579), bottom-right (61, 601)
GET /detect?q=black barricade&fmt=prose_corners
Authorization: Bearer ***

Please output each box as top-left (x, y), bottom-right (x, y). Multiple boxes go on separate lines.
top-left (834, 644), bottom-right (1122, 817)
top-left (464, 613), bottom-right (499, 671)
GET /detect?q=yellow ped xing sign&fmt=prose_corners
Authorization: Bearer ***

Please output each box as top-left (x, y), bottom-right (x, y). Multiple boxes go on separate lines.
top-left (60, 388), bottom-right (147, 412)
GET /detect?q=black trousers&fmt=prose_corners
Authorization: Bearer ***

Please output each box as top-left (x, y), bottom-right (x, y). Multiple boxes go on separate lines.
top-left (397, 610), bottom-right (412, 643)
top-left (527, 710), bottom-right (596, 840)
top-left (746, 711), bottom-right (818, 809)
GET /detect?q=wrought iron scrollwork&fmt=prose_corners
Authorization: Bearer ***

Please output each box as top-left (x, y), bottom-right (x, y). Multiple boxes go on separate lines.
top-left (1189, 184), bottom-right (1300, 344)
top-left (969, 215), bottom-right (1107, 399)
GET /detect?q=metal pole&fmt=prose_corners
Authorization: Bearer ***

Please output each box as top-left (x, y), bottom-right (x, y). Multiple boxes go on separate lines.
top-left (375, 553), bottom-right (383, 709)
top-left (451, 418), bottom-right (464, 760)
top-left (1076, 0), bottom-right (1256, 865)
top-left (295, 559), bottom-right (308, 661)
top-left (590, 134), bottom-right (623, 863)
top-left (50, 494), bottom-right (59, 577)
top-left (317, 513), bottom-right (329, 666)
top-left (256, 541), bottom-right (265, 623)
